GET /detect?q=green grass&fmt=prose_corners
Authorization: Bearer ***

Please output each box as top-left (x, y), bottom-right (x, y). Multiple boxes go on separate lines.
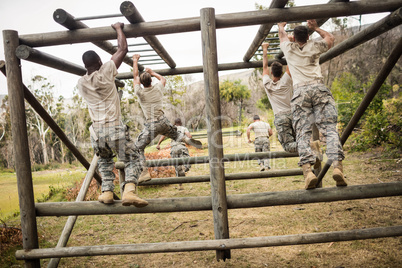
top-left (0, 167), bottom-right (86, 220)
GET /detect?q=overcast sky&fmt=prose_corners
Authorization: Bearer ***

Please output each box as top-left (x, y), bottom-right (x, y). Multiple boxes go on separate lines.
top-left (0, 0), bottom-right (389, 98)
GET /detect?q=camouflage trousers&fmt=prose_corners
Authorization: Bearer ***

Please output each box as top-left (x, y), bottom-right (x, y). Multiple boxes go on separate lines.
top-left (90, 125), bottom-right (143, 192)
top-left (274, 110), bottom-right (298, 153)
top-left (135, 116), bottom-right (184, 151)
top-left (291, 83), bottom-right (345, 166)
top-left (135, 116), bottom-right (185, 173)
top-left (254, 136), bottom-right (271, 168)
top-left (170, 142), bottom-right (191, 174)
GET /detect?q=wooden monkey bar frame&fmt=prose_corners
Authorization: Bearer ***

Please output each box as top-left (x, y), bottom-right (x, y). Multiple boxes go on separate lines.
top-left (2, 1), bottom-right (402, 267)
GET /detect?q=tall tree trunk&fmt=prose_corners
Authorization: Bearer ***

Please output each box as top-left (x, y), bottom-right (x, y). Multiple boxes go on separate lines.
top-left (60, 144), bottom-right (65, 164)
top-left (40, 129), bottom-right (49, 165)
top-left (238, 100), bottom-right (243, 125)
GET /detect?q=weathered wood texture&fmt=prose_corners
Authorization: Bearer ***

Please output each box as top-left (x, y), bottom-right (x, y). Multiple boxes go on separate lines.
top-left (0, 60), bottom-right (119, 200)
top-left (53, 8), bottom-right (143, 71)
top-left (3, 30), bottom-right (40, 268)
top-left (120, 1), bottom-right (176, 68)
top-left (47, 155), bottom-right (99, 268)
top-left (19, 1), bottom-right (402, 47)
top-left (201, 8), bottom-right (231, 261)
top-left (139, 169), bottom-right (303, 186)
top-left (15, 45), bottom-right (125, 87)
top-left (116, 59), bottom-right (286, 79)
top-left (16, 225), bottom-right (402, 259)
top-left (145, 151), bottom-right (298, 167)
top-left (114, 6), bottom-right (402, 79)
top-left (243, 0), bottom-right (288, 62)
top-left (34, 182), bottom-right (402, 217)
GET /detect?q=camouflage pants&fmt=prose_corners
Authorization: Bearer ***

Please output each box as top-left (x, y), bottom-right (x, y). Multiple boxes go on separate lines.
top-left (135, 116), bottom-right (185, 173)
top-left (274, 111), bottom-right (298, 153)
top-left (135, 116), bottom-right (184, 150)
top-left (254, 136), bottom-right (271, 168)
top-left (90, 125), bottom-right (143, 192)
top-left (291, 83), bottom-right (345, 166)
top-left (170, 142), bottom-right (191, 174)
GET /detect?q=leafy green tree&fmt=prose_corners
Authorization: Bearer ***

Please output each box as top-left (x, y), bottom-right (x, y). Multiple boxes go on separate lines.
top-left (164, 75), bottom-right (186, 118)
top-left (219, 79), bottom-right (251, 125)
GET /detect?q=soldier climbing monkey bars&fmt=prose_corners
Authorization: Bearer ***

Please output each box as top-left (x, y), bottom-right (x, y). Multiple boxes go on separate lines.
top-left (2, 1), bottom-right (402, 267)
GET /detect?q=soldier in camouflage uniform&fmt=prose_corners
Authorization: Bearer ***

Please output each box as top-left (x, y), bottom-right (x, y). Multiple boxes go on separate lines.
top-left (132, 55), bottom-right (202, 177)
top-left (247, 115), bottom-right (273, 171)
top-left (261, 42), bottom-right (298, 154)
top-left (279, 19), bottom-right (347, 189)
top-left (78, 22), bottom-right (148, 207)
top-left (156, 118), bottom-right (192, 177)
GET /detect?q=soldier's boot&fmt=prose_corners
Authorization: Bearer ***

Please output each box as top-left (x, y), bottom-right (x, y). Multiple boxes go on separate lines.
top-left (138, 168), bottom-right (151, 183)
top-left (310, 140), bottom-right (323, 162)
top-left (122, 183), bottom-right (148, 207)
top-left (176, 166), bottom-right (186, 177)
top-left (333, 160), bottom-right (347, 187)
top-left (302, 163), bottom-right (318, 190)
top-left (259, 163), bottom-right (265, 172)
top-left (98, 191), bottom-right (114, 204)
top-left (184, 165), bottom-right (190, 173)
top-left (183, 137), bottom-right (203, 149)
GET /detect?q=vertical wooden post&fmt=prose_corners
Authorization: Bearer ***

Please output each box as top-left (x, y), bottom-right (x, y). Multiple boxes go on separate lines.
top-left (3, 30), bottom-right (40, 268)
top-left (200, 8), bottom-right (231, 261)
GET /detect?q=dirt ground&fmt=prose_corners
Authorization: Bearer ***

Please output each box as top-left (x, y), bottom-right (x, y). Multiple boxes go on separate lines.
top-left (6, 147), bottom-right (402, 267)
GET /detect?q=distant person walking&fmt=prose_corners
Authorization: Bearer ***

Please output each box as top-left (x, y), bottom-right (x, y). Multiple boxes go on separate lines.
top-left (247, 115), bottom-right (273, 171)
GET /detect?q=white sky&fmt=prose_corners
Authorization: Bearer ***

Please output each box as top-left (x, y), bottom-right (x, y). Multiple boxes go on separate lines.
top-left (0, 0), bottom-right (389, 98)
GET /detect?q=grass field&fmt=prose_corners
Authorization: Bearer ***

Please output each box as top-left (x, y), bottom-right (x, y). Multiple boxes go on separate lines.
top-left (0, 167), bottom-right (86, 220)
top-left (2, 127), bottom-right (401, 267)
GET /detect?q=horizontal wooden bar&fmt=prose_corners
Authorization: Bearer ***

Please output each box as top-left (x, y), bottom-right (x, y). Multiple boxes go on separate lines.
top-left (15, 45), bottom-right (125, 88)
top-left (145, 151), bottom-right (298, 167)
top-left (16, 45), bottom-right (86, 75)
top-left (116, 59), bottom-right (285, 78)
top-left (19, 1), bottom-right (402, 47)
top-left (139, 169), bottom-right (303, 186)
top-left (34, 182), bottom-right (402, 216)
top-left (15, 225), bottom-right (402, 259)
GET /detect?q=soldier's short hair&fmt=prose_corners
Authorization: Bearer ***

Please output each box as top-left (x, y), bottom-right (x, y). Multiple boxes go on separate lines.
top-left (140, 72), bottom-right (152, 87)
top-left (82, 50), bottom-right (101, 68)
top-left (175, 118), bottom-right (182, 126)
top-left (294, 25), bottom-right (308, 44)
top-left (271, 61), bottom-right (283, 78)
top-left (253, 115), bottom-right (260, 120)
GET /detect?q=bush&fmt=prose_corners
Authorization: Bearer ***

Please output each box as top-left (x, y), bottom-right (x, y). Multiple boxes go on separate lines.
top-left (348, 96), bottom-right (401, 153)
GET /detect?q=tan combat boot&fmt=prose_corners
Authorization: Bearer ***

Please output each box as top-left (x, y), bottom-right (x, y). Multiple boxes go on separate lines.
top-left (310, 140), bottom-right (323, 162)
top-left (138, 168), bottom-right (151, 183)
top-left (98, 191), bottom-right (114, 204)
top-left (333, 160), bottom-right (347, 187)
top-left (122, 183), bottom-right (149, 207)
top-left (302, 163), bottom-right (318, 190)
